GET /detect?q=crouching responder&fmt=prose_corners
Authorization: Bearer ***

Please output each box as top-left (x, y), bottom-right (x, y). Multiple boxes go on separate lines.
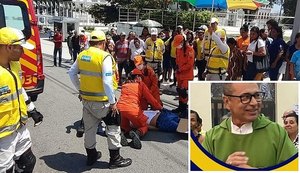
top-left (68, 30), bottom-right (132, 169)
top-left (134, 55), bottom-right (162, 110)
top-left (117, 69), bottom-right (163, 149)
top-left (0, 27), bottom-right (43, 173)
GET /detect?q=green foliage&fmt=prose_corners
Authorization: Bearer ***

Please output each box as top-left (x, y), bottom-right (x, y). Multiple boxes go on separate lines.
top-left (88, 4), bottom-right (119, 25)
top-left (282, 0), bottom-right (297, 24)
top-left (111, 0), bottom-right (169, 9)
top-left (140, 10), bottom-right (212, 30)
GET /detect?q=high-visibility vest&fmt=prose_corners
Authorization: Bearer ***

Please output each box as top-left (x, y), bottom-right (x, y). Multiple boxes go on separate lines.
top-left (145, 38), bottom-right (164, 62)
top-left (203, 28), bottom-right (224, 58)
top-left (78, 47), bottom-right (118, 102)
top-left (207, 46), bottom-right (230, 74)
top-left (0, 63), bottom-right (27, 139)
top-left (195, 38), bottom-right (203, 60)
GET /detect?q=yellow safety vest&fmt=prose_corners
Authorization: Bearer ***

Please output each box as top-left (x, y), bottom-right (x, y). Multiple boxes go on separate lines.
top-left (78, 47), bottom-right (118, 102)
top-left (207, 46), bottom-right (230, 74)
top-left (203, 28), bottom-right (224, 58)
top-left (165, 38), bottom-right (176, 59)
top-left (195, 38), bottom-right (203, 60)
top-left (145, 38), bottom-right (164, 62)
top-left (0, 63), bottom-right (27, 139)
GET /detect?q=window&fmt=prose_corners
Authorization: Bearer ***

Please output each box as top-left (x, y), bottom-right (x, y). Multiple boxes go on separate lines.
top-left (0, 0), bottom-right (31, 39)
top-left (3, 5), bottom-right (25, 30)
top-left (211, 83), bottom-right (275, 127)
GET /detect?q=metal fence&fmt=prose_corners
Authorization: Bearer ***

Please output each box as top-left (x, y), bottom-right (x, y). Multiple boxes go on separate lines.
top-left (118, 7), bottom-right (294, 32)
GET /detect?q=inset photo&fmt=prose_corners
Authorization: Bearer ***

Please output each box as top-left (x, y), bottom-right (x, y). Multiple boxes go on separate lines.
top-left (189, 82), bottom-right (298, 171)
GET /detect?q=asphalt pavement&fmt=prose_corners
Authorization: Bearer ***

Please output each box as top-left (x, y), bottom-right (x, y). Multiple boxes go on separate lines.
top-left (26, 38), bottom-right (188, 173)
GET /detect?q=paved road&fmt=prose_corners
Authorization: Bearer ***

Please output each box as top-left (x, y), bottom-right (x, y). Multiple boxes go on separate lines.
top-left (26, 39), bottom-right (188, 173)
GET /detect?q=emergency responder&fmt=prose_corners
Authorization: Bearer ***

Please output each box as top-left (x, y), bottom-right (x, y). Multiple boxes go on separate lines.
top-left (202, 18), bottom-right (220, 59)
top-left (194, 27), bottom-right (206, 80)
top-left (0, 27), bottom-right (43, 173)
top-left (134, 55), bottom-right (162, 110)
top-left (117, 69), bottom-right (163, 149)
top-left (172, 34), bottom-right (194, 117)
top-left (203, 23), bottom-right (229, 81)
top-left (68, 30), bottom-right (132, 169)
top-left (144, 28), bottom-right (165, 81)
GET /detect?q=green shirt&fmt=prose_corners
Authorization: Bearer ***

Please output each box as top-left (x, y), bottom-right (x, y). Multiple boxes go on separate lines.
top-left (202, 114), bottom-right (297, 168)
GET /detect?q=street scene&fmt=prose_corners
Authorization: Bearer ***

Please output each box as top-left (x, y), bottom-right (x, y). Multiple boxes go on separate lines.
top-left (24, 37), bottom-right (188, 172)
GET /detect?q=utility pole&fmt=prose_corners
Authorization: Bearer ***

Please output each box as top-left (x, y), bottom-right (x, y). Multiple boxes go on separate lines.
top-left (290, 0), bottom-right (300, 44)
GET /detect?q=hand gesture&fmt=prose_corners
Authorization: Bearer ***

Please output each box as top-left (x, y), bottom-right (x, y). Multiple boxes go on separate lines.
top-left (109, 103), bottom-right (118, 114)
top-left (225, 151), bottom-right (254, 168)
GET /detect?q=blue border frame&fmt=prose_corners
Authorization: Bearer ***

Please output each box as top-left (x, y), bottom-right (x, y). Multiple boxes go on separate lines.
top-left (190, 131), bottom-right (298, 171)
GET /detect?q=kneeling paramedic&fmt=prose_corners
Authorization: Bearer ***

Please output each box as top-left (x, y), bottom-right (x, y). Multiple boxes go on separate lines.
top-left (0, 27), bottom-right (43, 173)
top-left (68, 30), bottom-right (132, 169)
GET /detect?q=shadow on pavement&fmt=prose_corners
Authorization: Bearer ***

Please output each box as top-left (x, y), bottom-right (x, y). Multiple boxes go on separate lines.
top-left (40, 152), bottom-right (108, 173)
top-left (142, 130), bottom-right (187, 143)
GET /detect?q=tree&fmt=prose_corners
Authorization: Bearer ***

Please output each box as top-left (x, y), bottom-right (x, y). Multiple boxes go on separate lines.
top-left (88, 4), bottom-right (119, 25)
top-left (111, 0), bottom-right (170, 9)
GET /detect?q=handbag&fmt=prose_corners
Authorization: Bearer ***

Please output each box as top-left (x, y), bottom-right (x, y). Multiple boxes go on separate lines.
top-left (253, 41), bottom-right (270, 73)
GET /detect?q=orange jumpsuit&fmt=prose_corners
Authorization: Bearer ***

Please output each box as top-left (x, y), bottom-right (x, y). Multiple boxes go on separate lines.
top-left (176, 45), bottom-right (194, 104)
top-left (117, 81), bottom-right (162, 136)
top-left (139, 65), bottom-right (161, 110)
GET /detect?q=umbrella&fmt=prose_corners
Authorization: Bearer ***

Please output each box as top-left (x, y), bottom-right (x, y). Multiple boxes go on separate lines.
top-left (227, 0), bottom-right (259, 10)
top-left (179, 0), bottom-right (269, 10)
top-left (134, 19), bottom-right (163, 28)
top-left (195, 0), bottom-right (227, 10)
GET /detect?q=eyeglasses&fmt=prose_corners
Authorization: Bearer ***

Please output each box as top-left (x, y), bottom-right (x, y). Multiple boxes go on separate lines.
top-left (224, 92), bottom-right (265, 104)
top-left (11, 38), bottom-right (25, 44)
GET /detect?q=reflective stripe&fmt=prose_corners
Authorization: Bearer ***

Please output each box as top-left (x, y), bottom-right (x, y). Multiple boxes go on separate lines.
top-left (0, 89), bottom-right (22, 104)
top-left (20, 115), bottom-right (28, 122)
top-left (79, 90), bottom-right (106, 96)
top-left (145, 59), bottom-right (161, 63)
top-left (207, 67), bottom-right (227, 74)
top-left (79, 70), bottom-right (102, 77)
top-left (211, 54), bottom-right (228, 60)
top-left (0, 123), bottom-right (18, 134)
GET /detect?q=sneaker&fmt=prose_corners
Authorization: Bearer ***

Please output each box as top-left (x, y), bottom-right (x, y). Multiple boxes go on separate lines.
top-left (76, 126), bottom-right (84, 138)
top-left (128, 130), bottom-right (142, 149)
top-left (109, 156), bottom-right (132, 169)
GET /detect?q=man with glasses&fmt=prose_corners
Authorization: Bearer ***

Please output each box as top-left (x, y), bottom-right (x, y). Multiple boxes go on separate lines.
top-left (202, 83), bottom-right (297, 168)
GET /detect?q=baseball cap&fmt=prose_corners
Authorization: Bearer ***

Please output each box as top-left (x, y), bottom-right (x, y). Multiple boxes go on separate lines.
top-left (150, 28), bottom-right (158, 35)
top-left (172, 35), bottom-right (184, 47)
top-left (210, 17), bottom-right (219, 24)
top-left (120, 32), bottom-right (126, 36)
top-left (134, 55), bottom-right (144, 66)
top-left (90, 30), bottom-right (106, 41)
top-left (131, 68), bottom-right (142, 75)
top-left (177, 25), bottom-right (183, 29)
top-left (0, 27), bottom-right (34, 50)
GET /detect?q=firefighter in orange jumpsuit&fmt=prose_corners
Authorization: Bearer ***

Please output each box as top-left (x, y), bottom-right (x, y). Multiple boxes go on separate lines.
top-left (172, 35), bottom-right (194, 117)
top-left (134, 55), bottom-right (162, 110)
top-left (117, 69), bottom-right (163, 149)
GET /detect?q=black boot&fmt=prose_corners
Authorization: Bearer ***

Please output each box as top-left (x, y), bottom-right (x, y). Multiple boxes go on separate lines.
top-left (128, 130), bottom-right (142, 149)
top-left (109, 149), bottom-right (132, 169)
top-left (120, 132), bottom-right (129, 146)
top-left (179, 103), bottom-right (188, 118)
top-left (172, 101), bottom-right (183, 114)
top-left (85, 148), bottom-right (101, 166)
